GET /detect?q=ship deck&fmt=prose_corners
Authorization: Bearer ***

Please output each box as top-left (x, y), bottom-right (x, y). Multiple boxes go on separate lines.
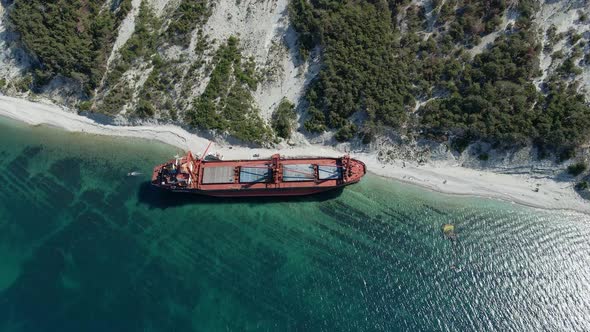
top-left (152, 153), bottom-right (366, 196)
top-left (198, 158), bottom-right (343, 191)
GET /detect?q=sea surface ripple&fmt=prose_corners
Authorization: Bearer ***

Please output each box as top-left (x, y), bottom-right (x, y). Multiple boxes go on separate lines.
top-left (0, 118), bottom-right (589, 331)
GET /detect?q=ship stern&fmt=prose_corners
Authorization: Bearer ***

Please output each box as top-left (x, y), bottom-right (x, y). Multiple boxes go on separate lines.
top-left (151, 161), bottom-right (172, 188)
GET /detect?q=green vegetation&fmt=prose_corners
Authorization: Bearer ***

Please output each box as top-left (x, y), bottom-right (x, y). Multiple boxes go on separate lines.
top-left (291, 0), bottom-right (413, 133)
top-left (579, 10), bottom-right (588, 23)
top-left (271, 98), bottom-right (297, 139)
top-left (558, 56), bottom-right (583, 76)
top-left (420, 30), bottom-right (541, 146)
top-left (421, 30), bottom-right (590, 153)
top-left (568, 28), bottom-right (582, 45)
top-left (14, 75), bottom-right (33, 93)
top-left (442, 0), bottom-right (506, 45)
top-left (478, 153), bottom-right (489, 161)
top-left (104, 0), bottom-right (161, 91)
top-left (552, 50), bottom-right (565, 59)
top-left (575, 181), bottom-right (589, 191)
top-left (568, 162), bottom-right (588, 176)
top-left (303, 106), bottom-right (327, 133)
top-left (186, 37), bottom-right (271, 143)
top-left (289, 0), bottom-right (527, 135)
top-left (98, 1), bottom-right (161, 117)
top-left (95, 84), bottom-right (133, 115)
top-left (137, 57), bottom-right (184, 119)
top-left (10, 0), bottom-right (132, 94)
top-left (335, 123), bottom-right (357, 142)
top-left (119, 1), bottom-right (161, 65)
top-left (136, 99), bottom-right (156, 118)
top-left (166, 0), bottom-right (210, 47)
top-left (98, 0), bottom-right (213, 119)
top-left (535, 80), bottom-right (590, 152)
top-left (416, 1), bottom-right (549, 148)
top-left (78, 101), bottom-right (92, 112)
top-left (8, 0), bottom-right (590, 149)
top-left (291, 0), bottom-right (590, 155)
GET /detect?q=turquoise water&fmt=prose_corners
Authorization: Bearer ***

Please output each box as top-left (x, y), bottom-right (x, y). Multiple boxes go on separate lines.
top-left (0, 117), bottom-right (589, 331)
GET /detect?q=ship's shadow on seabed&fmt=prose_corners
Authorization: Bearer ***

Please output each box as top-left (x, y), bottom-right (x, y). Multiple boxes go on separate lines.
top-left (136, 182), bottom-right (345, 209)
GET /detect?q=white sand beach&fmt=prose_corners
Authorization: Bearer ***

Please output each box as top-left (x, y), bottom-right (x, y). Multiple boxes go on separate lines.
top-left (0, 94), bottom-right (588, 214)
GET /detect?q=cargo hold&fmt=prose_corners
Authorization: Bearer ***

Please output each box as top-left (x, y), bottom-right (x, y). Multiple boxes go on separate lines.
top-left (318, 165), bottom-right (342, 180)
top-left (202, 166), bottom-right (234, 184)
top-left (283, 164), bottom-right (315, 182)
top-left (240, 166), bottom-right (271, 183)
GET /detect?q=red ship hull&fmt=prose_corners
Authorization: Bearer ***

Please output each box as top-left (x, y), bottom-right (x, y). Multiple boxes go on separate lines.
top-left (162, 186), bottom-right (349, 197)
top-left (151, 152), bottom-right (366, 197)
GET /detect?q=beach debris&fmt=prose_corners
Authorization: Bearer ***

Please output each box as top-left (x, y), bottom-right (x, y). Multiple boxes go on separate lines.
top-left (442, 223), bottom-right (457, 241)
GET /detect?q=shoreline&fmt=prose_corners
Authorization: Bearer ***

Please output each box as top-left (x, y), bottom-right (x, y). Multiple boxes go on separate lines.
top-left (1, 94), bottom-right (588, 214)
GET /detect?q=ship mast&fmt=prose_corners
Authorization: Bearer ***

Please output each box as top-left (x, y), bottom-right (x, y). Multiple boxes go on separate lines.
top-left (199, 141), bottom-right (213, 162)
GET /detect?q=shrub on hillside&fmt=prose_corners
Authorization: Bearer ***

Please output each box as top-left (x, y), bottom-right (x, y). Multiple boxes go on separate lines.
top-left (575, 181), bottom-right (589, 191)
top-left (568, 162), bottom-right (587, 176)
top-left (185, 37), bottom-right (271, 144)
top-left (272, 99), bottom-right (297, 139)
top-left (10, 0), bottom-right (132, 94)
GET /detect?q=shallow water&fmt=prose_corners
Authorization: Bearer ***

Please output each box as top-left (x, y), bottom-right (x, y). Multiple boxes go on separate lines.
top-left (0, 117), bottom-right (589, 331)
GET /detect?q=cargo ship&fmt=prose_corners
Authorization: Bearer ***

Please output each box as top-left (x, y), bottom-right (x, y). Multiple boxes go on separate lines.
top-left (151, 148), bottom-right (366, 197)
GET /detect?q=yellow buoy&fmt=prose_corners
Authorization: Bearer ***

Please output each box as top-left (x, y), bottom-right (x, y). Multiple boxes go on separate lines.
top-left (442, 224), bottom-right (455, 234)
top-left (442, 224), bottom-right (457, 240)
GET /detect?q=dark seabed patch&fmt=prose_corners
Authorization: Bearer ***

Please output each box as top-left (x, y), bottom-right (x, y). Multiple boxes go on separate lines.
top-left (49, 158), bottom-right (82, 189)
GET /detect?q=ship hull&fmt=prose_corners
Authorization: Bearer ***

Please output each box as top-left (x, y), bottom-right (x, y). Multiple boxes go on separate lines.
top-left (156, 180), bottom-right (359, 197)
top-left (151, 152), bottom-right (366, 198)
